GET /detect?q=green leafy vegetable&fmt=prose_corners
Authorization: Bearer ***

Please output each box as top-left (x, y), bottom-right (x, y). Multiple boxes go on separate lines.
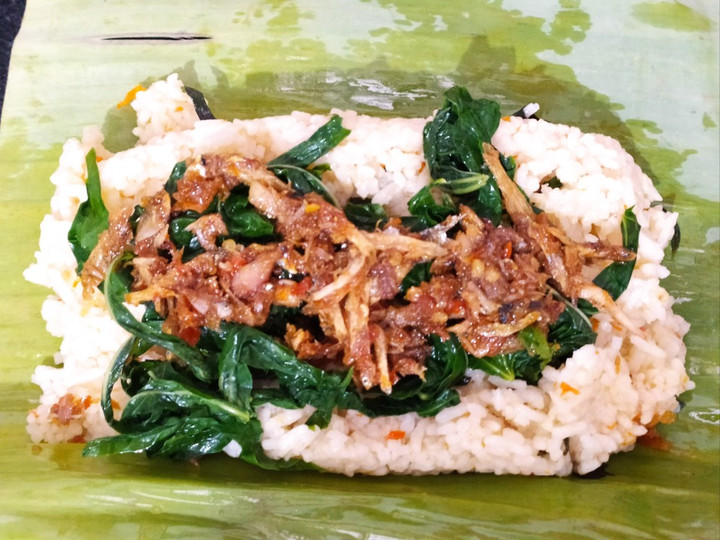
top-left (184, 86), bottom-right (215, 120)
top-left (164, 161), bottom-right (187, 195)
top-left (547, 300), bottom-right (597, 361)
top-left (344, 200), bottom-right (389, 231)
top-left (104, 253), bottom-right (216, 382)
top-left (168, 212), bottom-right (204, 260)
top-left (592, 207), bottom-right (640, 300)
top-left (398, 261), bottom-right (433, 296)
top-left (432, 173), bottom-right (489, 195)
top-left (68, 148), bottom-right (109, 273)
top-left (518, 325), bottom-right (553, 364)
top-left (547, 176), bottom-right (563, 189)
top-left (404, 185), bottom-right (457, 230)
top-left (470, 349), bottom-right (544, 384)
top-left (423, 87), bottom-right (500, 176)
top-left (359, 334), bottom-right (467, 417)
top-left (466, 176), bottom-right (503, 225)
top-left (268, 115), bottom-right (350, 169)
top-left (91, 340), bottom-right (255, 460)
top-left (86, 322), bottom-right (316, 468)
top-left (219, 188), bottom-right (275, 239)
top-left (219, 325), bottom-right (354, 427)
top-left (469, 326), bottom-right (555, 383)
top-left (267, 115), bottom-right (349, 205)
top-left (469, 297), bottom-right (599, 383)
top-left (468, 353), bottom-right (517, 381)
top-left (412, 86), bottom-right (506, 228)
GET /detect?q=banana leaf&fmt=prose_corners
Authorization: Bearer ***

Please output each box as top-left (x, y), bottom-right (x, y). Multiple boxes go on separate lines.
top-left (0, 1), bottom-right (717, 538)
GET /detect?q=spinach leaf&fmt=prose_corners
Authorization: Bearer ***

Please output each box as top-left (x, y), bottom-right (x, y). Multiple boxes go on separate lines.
top-left (219, 188), bottom-right (275, 239)
top-left (168, 212), bottom-right (204, 260)
top-left (268, 115), bottom-right (350, 169)
top-left (164, 161), bottom-right (187, 195)
top-left (547, 302), bottom-right (597, 362)
top-left (469, 350), bottom-right (545, 384)
top-left (218, 333), bottom-right (255, 411)
top-left (99, 337), bottom-right (136, 425)
top-left (68, 148), bottom-right (109, 273)
top-left (404, 185), bottom-right (457, 230)
top-left (89, 336), bottom-right (265, 463)
top-left (83, 415), bottom-right (259, 461)
top-left (463, 176), bottom-right (503, 226)
top-left (184, 86), bottom-right (216, 120)
top-left (518, 325), bottom-right (553, 364)
top-left (267, 115), bottom-right (349, 206)
top-left (128, 205), bottom-right (145, 235)
top-left (432, 173), bottom-right (489, 195)
top-left (104, 253), bottom-right (217, 382)
top-left (344, 200), bottom-right (389, 231)
top-left (468, 326), bottom-right (553, 384)
top-left (269, 165), bottom-right (339, 206)
top-left (120, 358), bottom-right (208, 396)
top-left (414, 87), bottom-right (505, 227)
top-left (547, 176), bottom-right (563, 189)
top-left (218, 325), bottom-right (354, 427)
top-left (169, 188), bottom-right (275, 261)
top-left (359, 334), bottom-right (467, 417)
top-left (398, 261), bottom-right (433, 296)
top-left (423, 86), bottom-right (501, 181)
top-left (592, 207), bottom-right (640, 300)
top-left (468, 353), bottom-right (517, 381)
top-left (109, 376), bottom-right (253, 439)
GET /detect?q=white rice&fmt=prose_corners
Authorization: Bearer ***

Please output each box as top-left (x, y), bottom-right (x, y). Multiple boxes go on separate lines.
top-left (24, 74), bottom-right (692, 475)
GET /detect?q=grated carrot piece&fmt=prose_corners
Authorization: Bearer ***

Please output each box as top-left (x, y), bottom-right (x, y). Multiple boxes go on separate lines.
top-left (560, 382), bottom-right (579, 396)
top-left (116, 84), bottom-right (146, 109)
top-left (304, 203), bottom-right (320, 214)
top-left (501, 116), bottom-right (510, 121)
top-left (387, 430), bottom-right (406, 440)
top-left (503, 241), bottom-right (513, 259)
top-left (82, 395), bottom-right (93, 409)
top-left (175, 105), bottom-right (184, 112)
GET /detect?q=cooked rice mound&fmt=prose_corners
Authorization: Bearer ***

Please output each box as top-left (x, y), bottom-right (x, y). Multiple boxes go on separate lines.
top-left (25, 75), bottom-right (692, 475)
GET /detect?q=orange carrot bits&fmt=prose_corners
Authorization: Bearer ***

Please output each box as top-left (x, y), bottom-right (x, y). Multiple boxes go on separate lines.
top-left (560, 382), bottom-right (579, 396)
top-left (116, 84), bottom-right (146, 109)
top-left (386, 430), bottom-right (406, 441)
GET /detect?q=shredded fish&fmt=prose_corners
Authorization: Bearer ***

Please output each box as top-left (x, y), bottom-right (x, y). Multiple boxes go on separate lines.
top-left (82, 151), bottom-right (641, 394)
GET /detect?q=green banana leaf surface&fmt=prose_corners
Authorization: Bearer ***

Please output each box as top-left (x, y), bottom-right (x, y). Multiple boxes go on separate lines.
top-left (0, 1), bottom-right (718, 538)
